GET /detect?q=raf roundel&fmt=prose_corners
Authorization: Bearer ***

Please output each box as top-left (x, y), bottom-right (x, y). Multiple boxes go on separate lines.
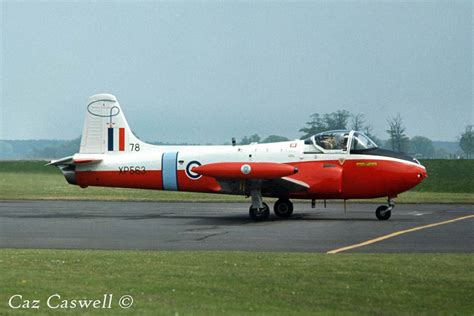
top-left (186, 161), bottom-right (202, 180)
top-left (240, 164), bottom-right (251, 175)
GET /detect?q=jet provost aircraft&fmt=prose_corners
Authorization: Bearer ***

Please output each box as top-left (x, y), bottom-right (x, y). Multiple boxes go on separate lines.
top-left (49, 94), bottom-right (427, 221)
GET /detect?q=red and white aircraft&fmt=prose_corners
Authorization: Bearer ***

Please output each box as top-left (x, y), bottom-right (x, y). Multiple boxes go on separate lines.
top-left (50, 93), bottom-right (427, 221)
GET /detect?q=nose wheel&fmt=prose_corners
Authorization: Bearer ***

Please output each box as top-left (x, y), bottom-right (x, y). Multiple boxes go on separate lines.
top-left (376, 198), bottom-right (395, 220)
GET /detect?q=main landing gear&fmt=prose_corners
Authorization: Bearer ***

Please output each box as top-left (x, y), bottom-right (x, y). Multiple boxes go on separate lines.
top-left (249, 189), bottom-right (270, 221)
top-left (274, 198), bottom-right (294, 218)
top-left (249, 202), bottom-right (270, 221)
top-left (376, 198), bottom-right (395, 220)
top-left (248, 190), bottom-right (294, 221)
top-left (248, 196), bottom-right (396, 221)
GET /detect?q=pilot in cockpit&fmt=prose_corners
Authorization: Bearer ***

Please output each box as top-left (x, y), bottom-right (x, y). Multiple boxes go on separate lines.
top-left (321, 135), bottom-right (337, 149)
top-left (341, 135), bottom-right (349, 151)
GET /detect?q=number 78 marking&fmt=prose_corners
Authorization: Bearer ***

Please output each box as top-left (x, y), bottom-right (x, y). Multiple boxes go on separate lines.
top-left (129, 143), bottom-right (140, 151)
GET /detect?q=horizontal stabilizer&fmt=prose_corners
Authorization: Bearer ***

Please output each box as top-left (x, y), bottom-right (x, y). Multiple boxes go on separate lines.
top-left (46, 156), bottom-right (74, 166)
top-left (47, 156), bottom-right (102, 166)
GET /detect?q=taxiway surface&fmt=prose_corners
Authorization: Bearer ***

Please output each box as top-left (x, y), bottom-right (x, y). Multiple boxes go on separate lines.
top-left (0, 201), bottom-right (472, 253)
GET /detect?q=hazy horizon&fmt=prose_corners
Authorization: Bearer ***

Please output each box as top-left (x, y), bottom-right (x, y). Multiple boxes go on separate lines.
top-left (1, 1), bottom-right (472, 143)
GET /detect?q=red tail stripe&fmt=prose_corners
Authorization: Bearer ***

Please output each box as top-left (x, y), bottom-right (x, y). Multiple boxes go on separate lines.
top-left (119, 128), bottom-right (125, 151)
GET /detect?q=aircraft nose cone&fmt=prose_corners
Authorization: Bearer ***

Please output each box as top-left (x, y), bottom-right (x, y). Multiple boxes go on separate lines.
top-left (415, 165), bottom-right (427, 182)
top-left (401, 163), bottom-right (427, 191)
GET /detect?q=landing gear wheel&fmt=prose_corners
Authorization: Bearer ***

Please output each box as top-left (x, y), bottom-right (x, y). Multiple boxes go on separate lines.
top-left (274, 199), bottom-right (294, 218)
top-left (376, 205), bottom-right (391, 220)
top-left (249, 202), bottom-right (270, 221)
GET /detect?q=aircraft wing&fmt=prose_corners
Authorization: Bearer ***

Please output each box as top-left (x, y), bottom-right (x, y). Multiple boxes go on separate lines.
top-left (215, 176), bottom-right (309, 197)
top-left (265, 176), bottom-right (309, 192)
top-left (260, 177), bottom-right (310, 196)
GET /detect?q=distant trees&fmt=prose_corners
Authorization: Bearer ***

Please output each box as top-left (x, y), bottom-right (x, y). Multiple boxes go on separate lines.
top-left (325, 110), bottom-right (351, 131)
top-left (386, 114), bottom-right (410, 153)
top-left (30, 137), bottom-right (81, 158)
top-left (299, 110), bottom-right (381, 144)
top-left (299, 110), bottom-right (351, 139)
top-left (349, 113), bottom-right (381, 145)
top-left (410, 136), bottom-right (434, 158)
top-left (239, 134), bottom-right (261, 145)
top-left (350, 113), bottom-right (366, 131)
top-left (235, 111), bottom-right (464, 160)
top-left (433, 147), bottom-right (450, 159)
top-left (262, 135), bottom-right (289, 143)
top-left (299, 110), bottom-right (385, 148)
top-left (238, 134), bottom-right (290, 144)
top-left (298, 114), bottom-right (327, 138)
top-left (460, 125), bottom-right (474, 158)
top-left (351, 113), bottom-right (373, 135)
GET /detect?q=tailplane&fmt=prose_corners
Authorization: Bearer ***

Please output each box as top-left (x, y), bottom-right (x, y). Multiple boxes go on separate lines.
top-left (80, 93), bottom-right (142, 154)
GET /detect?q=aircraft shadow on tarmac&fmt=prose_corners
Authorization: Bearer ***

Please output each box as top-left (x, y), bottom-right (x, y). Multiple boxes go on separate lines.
top-left (3, 211), bottom-right (405, 224)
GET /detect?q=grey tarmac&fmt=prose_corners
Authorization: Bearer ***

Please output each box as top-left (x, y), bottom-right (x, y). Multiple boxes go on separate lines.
top-left (0, 200), bottom-right (472, 253)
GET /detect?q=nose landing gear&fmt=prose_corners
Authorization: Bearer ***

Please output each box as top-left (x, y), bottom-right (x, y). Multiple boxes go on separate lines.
top-left (376, 198), bottom-right (395, 220)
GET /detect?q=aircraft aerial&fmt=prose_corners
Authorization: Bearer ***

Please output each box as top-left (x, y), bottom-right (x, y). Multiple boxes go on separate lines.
top-left (49, 93), bottom-right (427, 221)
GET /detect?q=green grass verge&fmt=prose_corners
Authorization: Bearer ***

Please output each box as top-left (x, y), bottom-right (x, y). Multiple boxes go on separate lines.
top-left (0, 161), bottom-right (243, 202)
top-left (414, 159), bottom-right (474, 193)
top-left (0, 160), bottom-right (472, 203)
top-left (0, 250), bottom-right (473, 315)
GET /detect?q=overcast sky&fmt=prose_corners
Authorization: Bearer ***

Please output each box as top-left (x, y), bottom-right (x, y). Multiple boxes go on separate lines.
top-left (1, 1), bottom-right (472, 143)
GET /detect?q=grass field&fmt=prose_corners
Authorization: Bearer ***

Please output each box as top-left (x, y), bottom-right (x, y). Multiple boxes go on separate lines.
top-left (412, 159), bottom-right (474, 193)
top-left (1, 161), bottom-right (473, 315)
top-left (0, 160), bottom-right (472, 203)
top-left (0, 250), bottom-right (473, 315)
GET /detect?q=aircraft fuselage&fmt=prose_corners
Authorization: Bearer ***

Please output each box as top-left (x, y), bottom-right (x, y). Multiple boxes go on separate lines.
top-left (71, 141), bottom-right (426, 200)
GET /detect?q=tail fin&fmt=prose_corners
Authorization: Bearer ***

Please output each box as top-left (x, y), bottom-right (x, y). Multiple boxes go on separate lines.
top-left (80, 93), bottom-right (142, 154)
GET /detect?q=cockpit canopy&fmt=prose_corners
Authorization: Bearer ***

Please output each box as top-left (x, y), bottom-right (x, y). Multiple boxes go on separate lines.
top-left (304, 130), bottom-right (378, 153)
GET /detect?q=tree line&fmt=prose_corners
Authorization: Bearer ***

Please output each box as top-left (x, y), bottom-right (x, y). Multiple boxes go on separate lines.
top-left (7, 110), bottom-right (471, 159)
top-left (238, 110), bottom-right (474, 159)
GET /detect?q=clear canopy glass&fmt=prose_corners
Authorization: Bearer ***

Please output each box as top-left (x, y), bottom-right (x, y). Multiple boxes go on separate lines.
top-left (314, 131), bottom-right (350, 150)
top-left (304, 130), bottom-right (378, 152)
top-left (351, 132), bottom-right (378, 150)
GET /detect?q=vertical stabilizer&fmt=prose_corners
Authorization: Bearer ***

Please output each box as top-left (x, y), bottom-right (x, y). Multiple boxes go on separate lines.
top-left (80, 93), bottom-right (141, 154)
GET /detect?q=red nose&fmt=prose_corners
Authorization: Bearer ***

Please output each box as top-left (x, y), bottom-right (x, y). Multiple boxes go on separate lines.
top-left (416, 165), bottom-right (427, 181)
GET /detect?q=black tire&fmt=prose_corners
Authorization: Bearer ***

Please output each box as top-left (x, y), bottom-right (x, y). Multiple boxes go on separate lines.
top-left (274, 199), bottom-right (294, 218)
top-left (249, 202), bottom-right (270, 221)
top-left (376, 205), bottom-right (391, 220)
